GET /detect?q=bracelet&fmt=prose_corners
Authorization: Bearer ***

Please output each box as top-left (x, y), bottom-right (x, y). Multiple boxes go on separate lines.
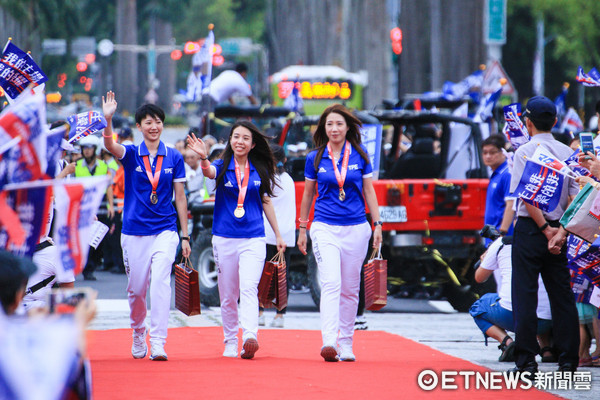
top-left (539, 222), bottom-right (549, 232)
top-left (373, 221), bottom-right (383, 227)
top-left (201, 163), bottom-right (211, 170)
top-left (200, 156), bottom-right (208, 161)
top-left (102, 132), bottom-right (112, 138)
top-left (180, 236), bottom-right (190, 241)
top-left (298, 217), bottom-right (309, 224)
top-left (299, 226), bottom-right (307, 230)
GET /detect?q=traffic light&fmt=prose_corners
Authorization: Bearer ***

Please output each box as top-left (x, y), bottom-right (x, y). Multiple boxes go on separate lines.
top-left (390, 27), bottom-right (403, 55)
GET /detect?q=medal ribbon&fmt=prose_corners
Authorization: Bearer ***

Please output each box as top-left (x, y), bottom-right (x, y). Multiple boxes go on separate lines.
top-left (327, 141), bottom-right (350, 196)
top-left (142, 155), bottom-right (164, 198)
top-left (234, 158), bottom-right (250, 210)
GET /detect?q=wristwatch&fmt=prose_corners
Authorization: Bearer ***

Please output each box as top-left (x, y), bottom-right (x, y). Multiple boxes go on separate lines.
top-left (180, 236), bottom-right (190, 241)
top-left (373, 221), bottom-right (383, 227)
top-left (539, 222), bottom-right (549, 232)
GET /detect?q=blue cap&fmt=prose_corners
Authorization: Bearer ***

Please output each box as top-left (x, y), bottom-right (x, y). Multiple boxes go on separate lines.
top-left (524, 96), bottom-right (556, 122)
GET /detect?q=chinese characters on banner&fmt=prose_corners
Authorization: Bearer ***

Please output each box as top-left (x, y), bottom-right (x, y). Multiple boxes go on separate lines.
top-left (67, 110), bottom-right (107, 143)
top-left (0, 40), bottom-right (48, 101)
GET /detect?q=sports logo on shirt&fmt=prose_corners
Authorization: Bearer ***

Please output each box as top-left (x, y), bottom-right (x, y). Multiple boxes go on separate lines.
top-left (254, 180), bottom-right (260, 186)
top-left (164, 168), bottom-right (173, 174)
top-left (318, 167), bottom-right (327, 173)
top-left (135, 166), bottom-right (143, 172)
top-left (224, 181), bottom-right (234, 187)
top-left (348, 164), bottom-right (359, 171)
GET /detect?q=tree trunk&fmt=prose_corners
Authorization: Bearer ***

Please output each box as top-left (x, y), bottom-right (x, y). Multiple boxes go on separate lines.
top-left (115, 0), bottom-right (138, 115)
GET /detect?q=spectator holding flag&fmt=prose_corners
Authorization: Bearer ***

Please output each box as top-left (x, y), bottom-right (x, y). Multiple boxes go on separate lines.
top-left (509, 96), bottom-right (580, 375)
top-left (101, 91), bottom-right (190, 362)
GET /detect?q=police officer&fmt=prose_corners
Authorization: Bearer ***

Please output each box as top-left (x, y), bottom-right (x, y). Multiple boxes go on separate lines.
top-left (75, 135), bottom-right (114, 280)
top-left (509, 96), bottom-right (580, 374)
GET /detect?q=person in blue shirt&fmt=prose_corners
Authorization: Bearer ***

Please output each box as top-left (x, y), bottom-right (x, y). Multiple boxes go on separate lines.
top-left (187, 120), bottom-right (286, 360)
top-left (297, 104), bottom-right (383, 362)
top-left (482, 134), bottom-right (514, 242)
top-left (101, 91), bottom-right (191, 362)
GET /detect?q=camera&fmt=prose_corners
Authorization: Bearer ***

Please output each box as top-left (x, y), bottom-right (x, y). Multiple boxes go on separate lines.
top-left (48, 288), bottom-right (90, 314)
top-left (473, 225), bottom-right (502, 270)
top-left (479, 224), bottom-right (501, 241)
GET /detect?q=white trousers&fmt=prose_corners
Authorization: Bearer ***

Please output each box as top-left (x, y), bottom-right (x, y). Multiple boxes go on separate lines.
top-left (122, 230), bottom-right (179, 347)
top-left (212, 235), bottom-right (266, 343)
top-left (310, 221), bottom-right (371, 346)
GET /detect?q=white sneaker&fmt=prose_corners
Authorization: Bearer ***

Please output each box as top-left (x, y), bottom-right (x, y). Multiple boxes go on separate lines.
top-left (338, 343), bottom-right (356, 362)
top-left (269, 316), bottom-right (284, 328)
top-left (131, 329), bottom-right (147, 359)
top-left (258, 313), bottom-right (266, 326)
top-left (149, 343), bottom-right (168, 361)
top-left (223, 339), bottom-right (238, 358)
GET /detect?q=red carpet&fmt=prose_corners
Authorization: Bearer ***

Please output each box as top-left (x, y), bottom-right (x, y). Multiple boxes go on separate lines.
top-left (88, 327), bottom-right (559, 399)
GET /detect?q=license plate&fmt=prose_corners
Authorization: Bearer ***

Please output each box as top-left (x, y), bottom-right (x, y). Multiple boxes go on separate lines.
top-left (379, 206), bottom-right (407, 223)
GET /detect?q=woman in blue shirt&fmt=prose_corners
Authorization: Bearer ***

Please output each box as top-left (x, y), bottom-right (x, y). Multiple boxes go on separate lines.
top-left (297, 104), bottom-right (383, 362)
top-left (102, 91), bottom-right (190, 362)
top-left (187, 121), bottom-right (286, 359)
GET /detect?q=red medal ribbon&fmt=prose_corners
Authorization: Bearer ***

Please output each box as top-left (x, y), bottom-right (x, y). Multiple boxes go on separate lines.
top-left (327, 141), bottom-right (350, 196)
top-left (142, 155), bottom-right (163, 198)
top-left (234, 158), bottom-right (250, 209)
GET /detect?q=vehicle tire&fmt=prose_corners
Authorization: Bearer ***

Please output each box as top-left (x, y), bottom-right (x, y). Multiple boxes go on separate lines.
top-left (307, 249), bottom-right (321, 309)
top-left (442, 282), bottom-right (478, 312)
top-left (190, 229), bottom-right (220, 307)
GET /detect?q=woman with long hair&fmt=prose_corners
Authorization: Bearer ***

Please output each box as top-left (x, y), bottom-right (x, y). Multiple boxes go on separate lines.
top-left (297, 104), bottom-right (382, 362)
top-left (187, 120), bottom-right (286, 359)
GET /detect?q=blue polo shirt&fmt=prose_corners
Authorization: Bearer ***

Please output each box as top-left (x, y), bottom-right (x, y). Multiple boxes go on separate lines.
top-left (120, 141), bottom-right (186, 235)
top-left (305, 142), bottom-right (373, 226)
top-left (484, 160), bottom-right (513, 242)
top-left (212, 158), bottom-right (265, 238)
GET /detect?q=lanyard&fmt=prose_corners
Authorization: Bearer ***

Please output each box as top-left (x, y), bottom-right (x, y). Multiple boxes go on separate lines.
top-left (142, 155), bottom-right (163, 201)
top-left (234, 158), bottom-right (250, 209)
top-left (327, 141), bottom-right (351, 200)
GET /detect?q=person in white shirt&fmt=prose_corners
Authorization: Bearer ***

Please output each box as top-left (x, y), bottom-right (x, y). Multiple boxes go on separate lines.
top-left (259, 144), bottom-right (296, 328)
top-left (209, 63), bottom-right (258, 106)
top-left (469, 236), bottom-right (553, 362)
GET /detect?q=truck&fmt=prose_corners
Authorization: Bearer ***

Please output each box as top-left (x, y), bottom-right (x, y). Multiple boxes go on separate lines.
top-left (190, 105), bottom-right (490, 312)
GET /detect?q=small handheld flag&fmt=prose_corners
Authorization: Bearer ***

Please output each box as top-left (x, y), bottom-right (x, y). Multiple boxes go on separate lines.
top-left (0, 39), bottom-right (48, 101)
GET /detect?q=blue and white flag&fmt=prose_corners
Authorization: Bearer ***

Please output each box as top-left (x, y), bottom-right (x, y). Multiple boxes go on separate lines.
top-left (283, 78), bottom-right (304, 113)
top-left (0, 180), bottom-right (53, 257)
top-left (568, 236), bottom-right (600, 288)
top-left (67, 111), bottom-right (107, 144)
top-left (576, 66), bottom-right (600, 87)
top-left (0, 90), bottom-right (48, 187)
top-left (514, 145), bottom-right (575, 213)
top-left (442, 68), bottom-right (484, 101)
top-left (554, 83), bottom-right (569, 125)
top-left (0, 40), bottom-right (48, 101)
top-left (563, 148), bottom-right (597, 180)
top-left (559, 107), bottom-right (584, 136)
top-left (502, 103), bottom-right (529, 150)
top-left (514, 160), bottom-right (564, 212)
top-left (45, 123), bottom-right (69, 178)
top-left (473, 82), bottom-right (503, 123)
top-left (567, 234), bottom-right (592, 263)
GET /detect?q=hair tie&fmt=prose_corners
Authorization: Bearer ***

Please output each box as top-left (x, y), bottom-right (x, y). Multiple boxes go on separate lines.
top-left (276, 161), bottom-right (283, 167)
